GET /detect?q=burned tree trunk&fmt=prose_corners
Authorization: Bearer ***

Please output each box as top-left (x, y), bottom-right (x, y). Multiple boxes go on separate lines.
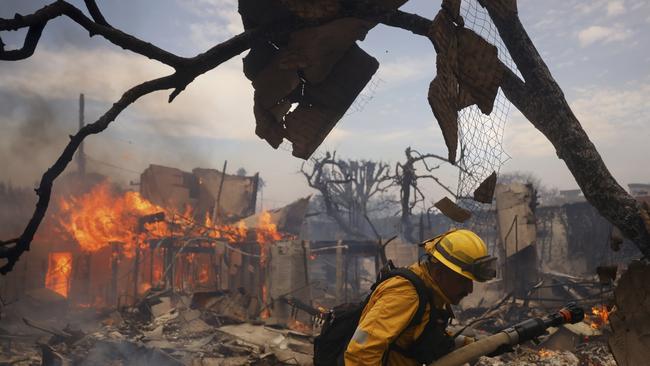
top-left (392, 147), bottom-right (456, 242)
top-left (479, 0), bottom-right (650, 258)
top-left (376, 3), bottom-right (650, 257)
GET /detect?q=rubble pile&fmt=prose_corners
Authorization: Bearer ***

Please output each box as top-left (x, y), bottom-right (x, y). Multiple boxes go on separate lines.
top-left (475, 341), bottom-right (616, 366)
top-left (0, 290), bottom-right (314, 366)
top-left (454, 271), bottom-right (619, 366)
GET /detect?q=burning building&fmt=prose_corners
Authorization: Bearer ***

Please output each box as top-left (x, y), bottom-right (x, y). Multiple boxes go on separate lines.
top-left (0, 164), bottom-right (309, 322)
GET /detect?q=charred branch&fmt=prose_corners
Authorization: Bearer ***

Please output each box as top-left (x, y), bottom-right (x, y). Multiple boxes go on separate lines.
top-left (0, 21), bottom-right (45, 61)
top-left (83, 0), bottom-right (111, 28)
top-left (0, 74), bottom-right (178, 274)
top-left (0, 2), bottom-right (269, 273)
top-left (0, 1), bottom-right (186, 67)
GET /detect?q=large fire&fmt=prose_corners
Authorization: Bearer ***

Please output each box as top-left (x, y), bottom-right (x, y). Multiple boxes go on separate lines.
top-left (55, 180), bottom-right (274, 258)
top-left (57, 182), bottom-right (165, 257)
top-left (45, 252), bottom-right (72, 298)
top-left (51, 179), bottom-right (287, 306)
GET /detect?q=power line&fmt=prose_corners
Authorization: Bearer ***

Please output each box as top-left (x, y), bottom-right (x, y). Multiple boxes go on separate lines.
top-left (84, 154), bottom-right (142, 175)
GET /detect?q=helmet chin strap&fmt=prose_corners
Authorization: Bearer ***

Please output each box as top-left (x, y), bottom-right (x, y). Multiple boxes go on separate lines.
top-left (422, 260), bottom-right (456, 305)
top-left (418, 253), bottom-right (434, 266)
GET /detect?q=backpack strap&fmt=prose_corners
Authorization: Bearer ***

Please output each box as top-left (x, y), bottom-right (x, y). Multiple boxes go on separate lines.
top-left (363, 268), bottom-right (433, 365)
top-left (374, 268), bottom-right (436, 365)
top-left (378, 268), bottom-right (431, 329)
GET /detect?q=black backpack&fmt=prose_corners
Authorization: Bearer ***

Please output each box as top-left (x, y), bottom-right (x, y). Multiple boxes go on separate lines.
top-left (313, 267), bottom-right (431, 366)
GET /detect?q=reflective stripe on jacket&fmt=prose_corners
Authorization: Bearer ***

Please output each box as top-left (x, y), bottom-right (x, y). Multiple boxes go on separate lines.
top-left (344, 262), bottom-right (450, 365)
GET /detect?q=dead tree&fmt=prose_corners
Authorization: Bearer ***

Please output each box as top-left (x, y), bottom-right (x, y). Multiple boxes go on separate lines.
top-left (1, 0), bottom-right (648, 274)
top-left (301, 151), bottom-right (392, 239)
top-left (392, 147), bottom-right (456, 242)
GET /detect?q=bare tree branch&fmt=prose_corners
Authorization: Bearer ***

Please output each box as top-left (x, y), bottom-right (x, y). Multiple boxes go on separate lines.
top-left (0, 21), bottom-right (45, 61)
top-left (0, 1), bottom-right (186, 66)
top-left (417, 174), bottom-right (458, 198)
top-left (83, 0), bottom-right (111, 27)
top-left (0, 74), bottom-right (178, 274)
top-left (0, 16), bottom-right (258, 273)
top-left (0, 238), bottom-right (18, 248)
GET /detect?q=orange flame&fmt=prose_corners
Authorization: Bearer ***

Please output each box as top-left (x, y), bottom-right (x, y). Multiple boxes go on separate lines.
top-left (255, 211), bottom-right (282, 265)
top-left (538, 348), bottom-right (555, 358)
top-left (57, 181), bottom-right (165, 257)
top-left (589, 304), bottom-right (610, 329)
top-left (261, 285), bottom-right (271, 319)
top-left (45, 252), bottom-right (72, 298)
top-left (256, 211), bottom-right (282, 245)
top-left (55, 180), bottom-right (254, 258)
top-left (52, 181), bottom-right (292, 302)
top-left (287, 319), bottom-right (312, 334)
top-left (199, 266), bottom-right (209, 284)
top-left (204, 213), bottom-right (248, 243)
top-left (139, 282), bottom-right (152, 293)
top-left (153, 263), bottom-right (163, 283)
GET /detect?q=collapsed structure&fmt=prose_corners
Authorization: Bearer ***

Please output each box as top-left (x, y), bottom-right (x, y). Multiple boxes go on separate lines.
top-left (3, 169), bottom-right (640, 365)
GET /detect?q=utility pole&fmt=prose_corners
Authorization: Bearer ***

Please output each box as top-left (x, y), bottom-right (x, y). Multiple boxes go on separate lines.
top-left (336, 240), bottom-right (343, 303)
top-left (212, 160), bottom-right (228, 224)
top-left (77, 93), bottom-right (86, 175)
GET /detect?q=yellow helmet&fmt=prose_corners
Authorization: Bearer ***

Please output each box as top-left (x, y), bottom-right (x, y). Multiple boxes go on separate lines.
top-left (420, 229), bottom-right (496, 282)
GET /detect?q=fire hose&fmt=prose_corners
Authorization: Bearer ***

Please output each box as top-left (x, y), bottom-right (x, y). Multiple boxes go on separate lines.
top-left (430, 303), bottom-right (584, 366)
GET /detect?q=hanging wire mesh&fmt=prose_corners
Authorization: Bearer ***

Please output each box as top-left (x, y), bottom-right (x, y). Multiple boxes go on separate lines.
top-left (455, 0), bottom-right (518, 216)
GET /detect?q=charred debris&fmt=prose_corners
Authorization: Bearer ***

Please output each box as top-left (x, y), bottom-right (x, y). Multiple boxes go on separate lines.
top-left (1, 161), bottom-right (648, 365)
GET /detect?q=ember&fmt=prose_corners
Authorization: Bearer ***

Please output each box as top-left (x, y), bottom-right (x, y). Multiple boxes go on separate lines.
top-left (589, 304), bottom-right (610, 330)
top-left (261, 285), bottom-right (271, 319)
top-left (198, 266), bottom-right (209, 284)
top-left (537, 348), bottom-right (555, 358)
top-left (288, 319), bottom-right (312, 334)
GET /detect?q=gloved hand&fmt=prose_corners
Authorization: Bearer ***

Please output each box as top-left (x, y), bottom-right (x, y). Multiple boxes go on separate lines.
top-left (454, 335), bottom-right (476, 349)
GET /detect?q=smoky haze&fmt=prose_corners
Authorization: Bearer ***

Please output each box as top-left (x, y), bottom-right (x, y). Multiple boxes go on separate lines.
top-left (0, 90), bottom-right (74, 186)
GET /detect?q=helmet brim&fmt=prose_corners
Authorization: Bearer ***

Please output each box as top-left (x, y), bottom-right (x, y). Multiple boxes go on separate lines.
top-left (432, 251), bottom-right (478, 281)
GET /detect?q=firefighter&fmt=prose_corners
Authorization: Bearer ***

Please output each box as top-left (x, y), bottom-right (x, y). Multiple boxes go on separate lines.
top-left (344, 229), bottom-right (497, 365)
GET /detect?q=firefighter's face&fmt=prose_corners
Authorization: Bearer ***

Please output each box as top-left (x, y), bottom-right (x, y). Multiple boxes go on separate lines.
top-left (430, 262), bottom-right (473, 305)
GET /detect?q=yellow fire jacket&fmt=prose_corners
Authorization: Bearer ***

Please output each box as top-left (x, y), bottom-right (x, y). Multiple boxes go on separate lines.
top-left (344, 262), bottom-right (452, 365)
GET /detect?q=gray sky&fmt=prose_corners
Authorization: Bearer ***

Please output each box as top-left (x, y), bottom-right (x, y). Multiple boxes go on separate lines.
top-left (1, 0), bottom-right (648, 209)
